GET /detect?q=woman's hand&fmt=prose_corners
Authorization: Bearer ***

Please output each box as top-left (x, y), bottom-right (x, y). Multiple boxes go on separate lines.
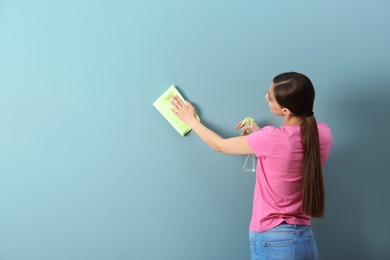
top-left (234, 120), bottom-right (261, 136)
top-left (171, 95), bottom-right (198, 126)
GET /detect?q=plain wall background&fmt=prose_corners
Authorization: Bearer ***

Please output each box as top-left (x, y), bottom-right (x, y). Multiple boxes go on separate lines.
top-left (1, 0), bottom-right (390, 259)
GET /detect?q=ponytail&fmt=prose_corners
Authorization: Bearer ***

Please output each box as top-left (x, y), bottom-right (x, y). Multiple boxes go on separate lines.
top-left (273, 72), bottom-right (325, 217)
top-left (301, 115), bottom-right (324, 217)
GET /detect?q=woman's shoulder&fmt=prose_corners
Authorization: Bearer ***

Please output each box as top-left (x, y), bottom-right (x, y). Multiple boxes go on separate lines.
top-left (257, 123), bottom-right (331, 134)
top-left (249, 126), bottom-right (279, 138)
top-left (317, 122), bottom-right (333, 141)
top-left (257, 125), bottom-right (295, 138)
top-left (259, 125), bottom-right (280, 134)
top-left (317, 122), bottom-right (332, 132)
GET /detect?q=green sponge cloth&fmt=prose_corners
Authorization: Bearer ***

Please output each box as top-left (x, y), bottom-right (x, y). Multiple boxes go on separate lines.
top-left (153, 85), bottom-right (200, 136)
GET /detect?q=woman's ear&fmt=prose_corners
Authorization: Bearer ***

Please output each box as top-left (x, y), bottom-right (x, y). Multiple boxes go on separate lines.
top-left (282, 108), bottom-right (292, 116)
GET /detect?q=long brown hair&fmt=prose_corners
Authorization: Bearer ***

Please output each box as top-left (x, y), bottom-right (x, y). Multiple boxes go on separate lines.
top-left (272, 72), bottom-right (324, 217)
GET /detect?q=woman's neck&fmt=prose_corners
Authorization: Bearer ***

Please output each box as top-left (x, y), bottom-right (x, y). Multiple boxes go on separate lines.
top-left (283, 115), bottom-right (304, 126)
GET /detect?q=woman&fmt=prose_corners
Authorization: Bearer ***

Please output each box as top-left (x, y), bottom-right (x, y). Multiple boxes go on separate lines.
top-left (171, 72), bottom-right (333, 260)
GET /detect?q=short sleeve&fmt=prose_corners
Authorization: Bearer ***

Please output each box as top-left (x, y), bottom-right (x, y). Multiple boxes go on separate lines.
top-left (317, 122), bottom-right (333, 167)
top-left (246, 126), bottom-right (276, 158)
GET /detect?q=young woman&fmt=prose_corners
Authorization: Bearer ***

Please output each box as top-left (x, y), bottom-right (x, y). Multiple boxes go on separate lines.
top-left (171, 72), bottom-right (333, 260)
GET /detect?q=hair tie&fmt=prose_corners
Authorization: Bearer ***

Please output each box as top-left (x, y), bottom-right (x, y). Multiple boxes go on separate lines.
top-left (306, 111), bottom-right (314, 117)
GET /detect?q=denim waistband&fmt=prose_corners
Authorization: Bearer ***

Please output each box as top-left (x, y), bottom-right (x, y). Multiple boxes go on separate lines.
top-left (265, 222), bottom-right (312, 236)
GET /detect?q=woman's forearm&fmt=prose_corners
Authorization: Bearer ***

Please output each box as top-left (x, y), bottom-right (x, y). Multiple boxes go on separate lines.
top-left (188, 119), bottom-right (253, 155)
top-left (170, 95), bottom-right (253, 155)
top-left (188, 119), bottom-right (225, 152)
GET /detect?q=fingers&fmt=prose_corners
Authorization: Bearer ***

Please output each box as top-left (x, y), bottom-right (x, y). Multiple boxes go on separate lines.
top-left (171, 95), bottom-right (183, 108)
top-left (185, 101), bottom-right (194, 110)
top-left (235, 120), bottom-right (258, 136)
top-left (251, 123), bottom-right (261, 132)
top-left (235, 120), bottom-right (252, 130)
top-left (172, 96), bottom-right (195, 110)
top-left (240, 126), bottom-right (251, 136)
top-left (171, 106), bottom-right (178, 115)
top-left (234, 121), bottom-right (244, 130)
top-left (170, 95), bottom-right (194, 116)
top-left (171, 96), bottom-right (185, 113)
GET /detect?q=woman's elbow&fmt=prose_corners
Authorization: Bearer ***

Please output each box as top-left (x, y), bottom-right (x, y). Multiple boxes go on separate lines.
top-left (211, 140), bottom-right (225, 153)
top-left (213, 145), bottom-right (224, 153)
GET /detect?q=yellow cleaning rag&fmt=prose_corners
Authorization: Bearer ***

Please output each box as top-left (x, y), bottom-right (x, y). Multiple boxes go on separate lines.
top-left (153, 85), bottom-right (200, 136)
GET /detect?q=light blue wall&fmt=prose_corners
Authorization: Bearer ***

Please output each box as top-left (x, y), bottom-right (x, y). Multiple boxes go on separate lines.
top-left (1, 1), bottom-right (389, 259)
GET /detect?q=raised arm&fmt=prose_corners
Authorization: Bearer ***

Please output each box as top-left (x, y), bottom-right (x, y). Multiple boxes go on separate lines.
top-left (170, 95), bottom-right (254, 155)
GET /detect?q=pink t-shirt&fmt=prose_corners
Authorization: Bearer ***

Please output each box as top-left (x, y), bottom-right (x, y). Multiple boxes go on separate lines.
top-left (246, 122), bottom-right (333, 232)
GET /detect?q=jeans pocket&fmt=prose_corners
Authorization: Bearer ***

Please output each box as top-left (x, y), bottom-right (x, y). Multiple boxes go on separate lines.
top-left (263, 239), bottom-right (296, 260)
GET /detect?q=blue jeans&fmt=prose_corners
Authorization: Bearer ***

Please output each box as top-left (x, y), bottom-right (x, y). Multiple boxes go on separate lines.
top-left (249, 223), bottom-right (318, 260)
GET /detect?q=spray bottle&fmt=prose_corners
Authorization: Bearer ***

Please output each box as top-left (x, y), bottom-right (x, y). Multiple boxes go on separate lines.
top-left (239, 117), bottom-right (257, 173)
